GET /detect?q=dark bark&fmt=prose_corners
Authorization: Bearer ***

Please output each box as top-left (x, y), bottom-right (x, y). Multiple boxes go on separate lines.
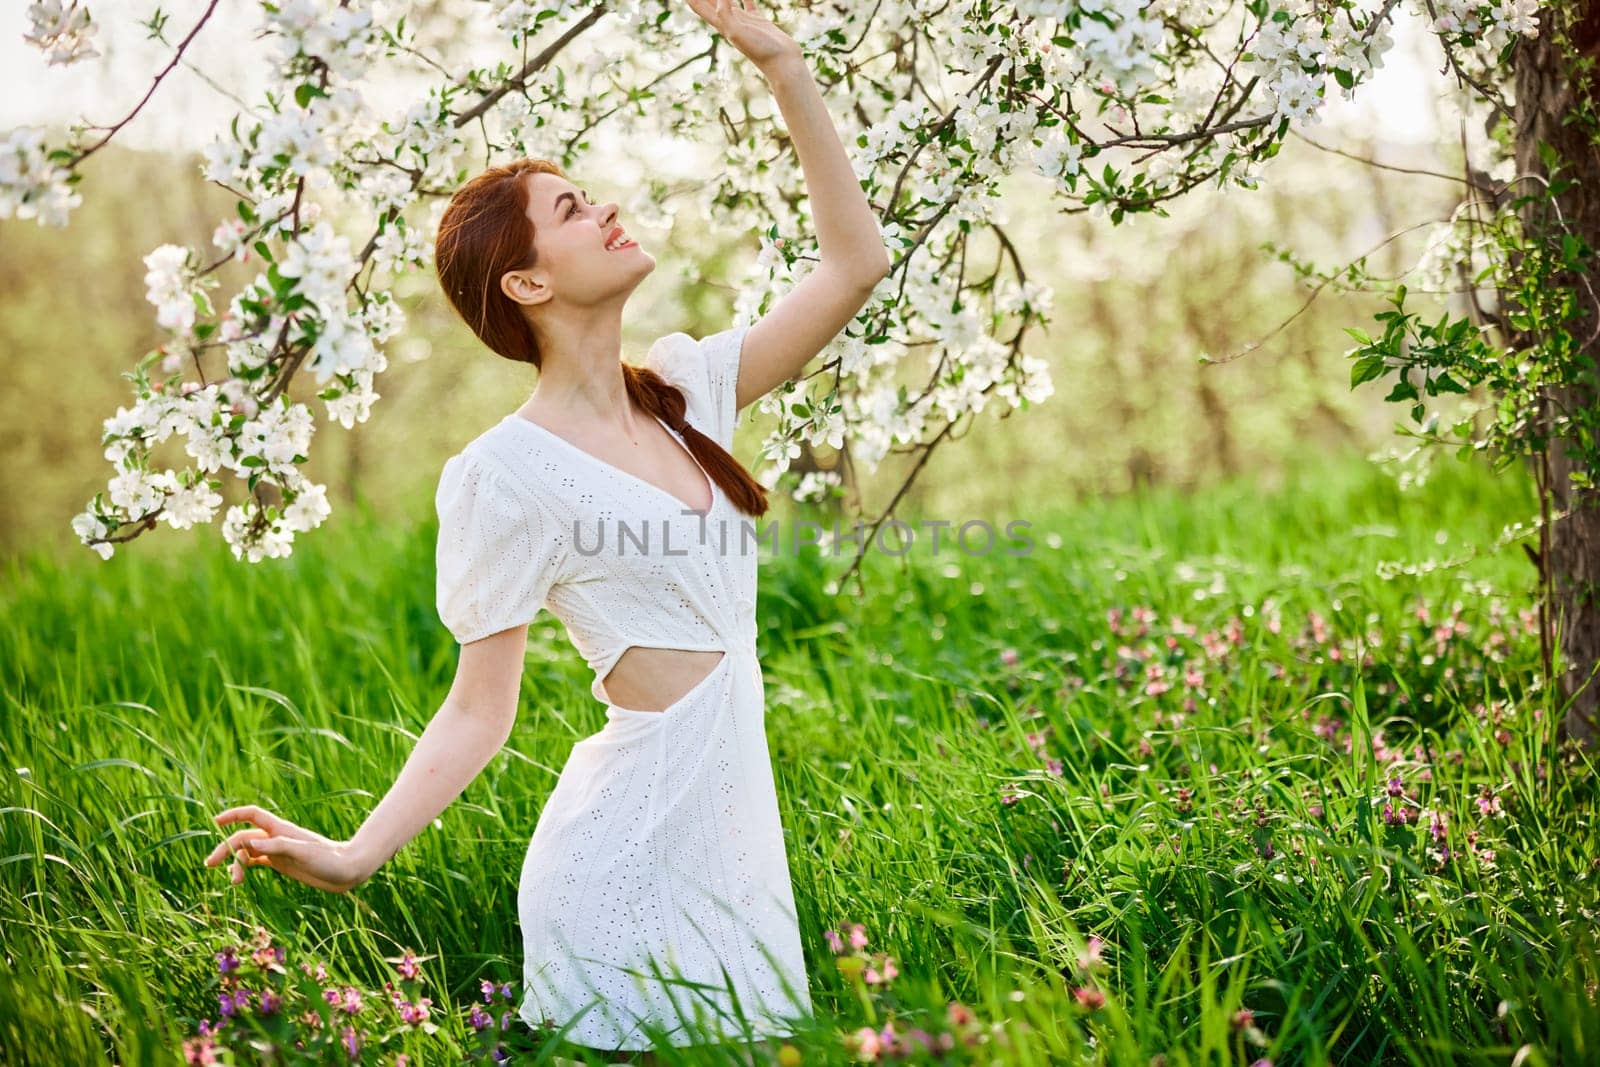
top-left (1513, 3), bottom-right (1600, 748)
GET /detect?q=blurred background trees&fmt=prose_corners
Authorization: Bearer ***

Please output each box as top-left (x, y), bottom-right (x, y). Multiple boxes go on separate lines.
top-left (1, 122), bottom-right (1469, 554)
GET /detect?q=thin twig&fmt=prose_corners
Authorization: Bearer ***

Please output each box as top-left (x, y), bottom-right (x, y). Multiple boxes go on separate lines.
top-left (68, 0), bottom-right (224, 166)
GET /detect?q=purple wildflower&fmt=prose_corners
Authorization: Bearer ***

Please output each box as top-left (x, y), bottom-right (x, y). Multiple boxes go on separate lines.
top-left (1382, 801), bottom-right (1414, 826)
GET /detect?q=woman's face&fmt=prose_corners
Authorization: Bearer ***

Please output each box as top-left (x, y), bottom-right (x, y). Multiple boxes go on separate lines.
top-left (502, 172), bottom-right (654, 312)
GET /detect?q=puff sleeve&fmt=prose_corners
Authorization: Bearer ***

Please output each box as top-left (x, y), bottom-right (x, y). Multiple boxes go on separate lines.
top-left (434, 451), bottom-right (565, 644)
top-left (645, 324), bottom-right (751, 451)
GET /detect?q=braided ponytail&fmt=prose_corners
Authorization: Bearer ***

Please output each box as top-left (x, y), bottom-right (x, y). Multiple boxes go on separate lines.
top-left (621, 362), bottom-right (770, 519)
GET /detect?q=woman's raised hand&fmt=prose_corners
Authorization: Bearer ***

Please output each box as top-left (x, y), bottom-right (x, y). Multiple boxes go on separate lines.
top-left (685, 0), bottom-right (802, 72)
top-left (204, 804), bottom-right (370, 894)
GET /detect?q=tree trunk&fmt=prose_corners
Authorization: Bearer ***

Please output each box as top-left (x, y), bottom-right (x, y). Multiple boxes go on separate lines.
top-left (1513, 2), bottom-right (1600, 749)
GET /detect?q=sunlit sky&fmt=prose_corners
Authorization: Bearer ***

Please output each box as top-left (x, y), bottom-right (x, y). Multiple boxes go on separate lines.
top-left (2, 3), bottom-right (1459, 154)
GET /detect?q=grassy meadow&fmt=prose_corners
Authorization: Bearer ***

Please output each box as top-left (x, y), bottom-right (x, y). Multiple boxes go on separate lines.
top-left (1, 449), bottom-right (1597, 1065)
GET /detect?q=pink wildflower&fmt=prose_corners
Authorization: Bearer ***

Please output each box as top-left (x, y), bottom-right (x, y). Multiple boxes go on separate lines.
top-left (182, 1035), bottom-right (219, 1065)
top-left (851, 1025), bottom-right (881, 1061)
top-left (1072, 986), bottom-right (1105, 1009)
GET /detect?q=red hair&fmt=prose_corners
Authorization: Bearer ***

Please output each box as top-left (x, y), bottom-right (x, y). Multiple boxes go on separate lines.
top-left (434, 158), bottom-right (769, 518)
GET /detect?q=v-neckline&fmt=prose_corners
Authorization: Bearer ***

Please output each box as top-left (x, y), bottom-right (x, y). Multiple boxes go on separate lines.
top-left (505, 409), bottom-right (717, 517)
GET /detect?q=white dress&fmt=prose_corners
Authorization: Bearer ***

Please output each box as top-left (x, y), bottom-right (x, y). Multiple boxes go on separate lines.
top-left (433, 325), bottom-right (813, 1051)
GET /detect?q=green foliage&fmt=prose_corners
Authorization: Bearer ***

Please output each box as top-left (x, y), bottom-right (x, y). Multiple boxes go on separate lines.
top-left (1, 452), bottom-right (1595, 1065)
top-left (1341, 148), bottom-right (1600, 492)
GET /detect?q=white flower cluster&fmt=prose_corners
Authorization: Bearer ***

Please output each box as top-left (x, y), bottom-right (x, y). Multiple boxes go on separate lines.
top-left (0, 127), bottom-right (81, 227)
top-left (1239, 0), bottom-right (1398, 131)
top-left (260, 0), bottom-right (382, 82)
top-left (143, 245), bottom-right (204, 336)
top-left (1069, 0), bottom-right (1169, 98)
top-left (493, 0), bottom-right (586, 45)
top-left (219, 467), bottom-right (332, 563)
top-left (201, 86), bottom-right (373, 196)
top-left (236, 397), bottom-right (316, 477)
top-left (1422, 0), bottom-right (1542, 42)
top-left (24, 0), bottom-right (99, 66)
top-left (76, 383), bottom-right (333, 561)
top-left (370, 89), bottom-right (464, 193)
top-left (1032, 133), bottom-right (1084, 182)
top-left (793, 469), bottom-right (843, 504)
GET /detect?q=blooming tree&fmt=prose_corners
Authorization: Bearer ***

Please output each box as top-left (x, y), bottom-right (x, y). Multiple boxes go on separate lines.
top-left (8, 1), bottom-right (1598, 741)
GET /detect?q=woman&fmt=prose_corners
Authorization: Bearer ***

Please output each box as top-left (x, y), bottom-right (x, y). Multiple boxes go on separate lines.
top-left (202, 1), bottom-right (890, 1062)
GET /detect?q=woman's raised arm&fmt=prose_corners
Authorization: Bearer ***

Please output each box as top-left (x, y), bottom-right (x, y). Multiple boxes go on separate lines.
top-left (685, 0), bottom-right (893, 409)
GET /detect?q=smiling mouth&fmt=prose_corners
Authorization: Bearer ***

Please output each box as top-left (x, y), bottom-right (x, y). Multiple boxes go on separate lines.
top-left (606, 237), bottom-right (638, 252)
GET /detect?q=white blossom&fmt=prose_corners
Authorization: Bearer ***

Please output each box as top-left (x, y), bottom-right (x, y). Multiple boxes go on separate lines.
top-left (0, 127), bottom-right (82, 226)
top-left (24, 1), bottom-right (99, 66)
top-left (142, 245), bottom-right (198, 335)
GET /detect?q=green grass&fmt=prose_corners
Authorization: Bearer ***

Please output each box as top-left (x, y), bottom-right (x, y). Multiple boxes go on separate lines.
top-left (2, 450), bottom-right (1596, 1066)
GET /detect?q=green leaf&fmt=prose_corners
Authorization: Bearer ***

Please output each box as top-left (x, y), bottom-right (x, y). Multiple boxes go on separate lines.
top-left (1350, 355), bottom-right (1387, 388)
top-left (1384, 379), bottom-right (1418, 403)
